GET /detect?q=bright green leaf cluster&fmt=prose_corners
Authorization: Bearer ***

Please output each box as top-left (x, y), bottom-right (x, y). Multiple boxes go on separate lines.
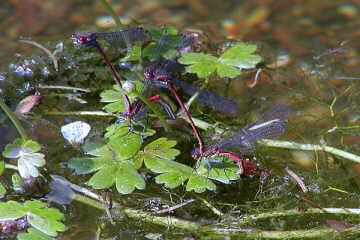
top-left (0, 161), bottom-right (5, 195)
top-left (17, 227), bottom-right (54, 240)
top-left (134, 138), bottom-right (240, 193)
top-left (179, 43), bottom-right (261, 78)
top-left (100, 83), bottom-right (142, 113)
top-left (2, 139), bottom-right (45, 179)
top-left (68, 135), bottom-right (145, 194)
top-left (0, 200), bottom-right (65, 237)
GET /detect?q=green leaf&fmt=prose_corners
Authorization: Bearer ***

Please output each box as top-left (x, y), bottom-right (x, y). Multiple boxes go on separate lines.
top-left (142, 27), bottom-right (181, 61)
top-left (179, 53), bottom-right (218, 64)
top-left (0, 161), bottom-right (4, 175)
top-left (17, 227), bottom-right (54, 240)
top-left (142, 137), bottom-right (180, 160)
top-left (104, 122), bottom-right (155, 140)
top-left (108, 134), bottom-right (142, 159)
top-left (82, 138), bottom-right (113, 158)
top-left (2, 138), bottom-right (25, 158)
top-left (195, 157), bottom-right (240, 184)
top-left (18, 153), bottom-right (45, 179)
top-left (0, 201), bottom-right (24, 220)
top-left (68, 136), bottom-right (144, 194)
top-left (2, 139), bottom-right (45, 179)
top-left (120, 41), bottom-right (142, 62)
top-left (179, 43), bottom-right (261, 79)
top-left (186, 175), bottom-right (216, 192)
top-left (12, 173), bottom-right (23, 188)
top-left (145, 26), bottom-right (178, 41)
top-left (135, 138), bottom-right (217, 193)
top-left (220, 43), bottom-right (261, 69)
top-left (216, 64), bottom-right (241, 78)
top-left (100, 83), bottom-right (143, 113)
top-left (0, 183), bottom-right (5, 195)
top-left (186, 63), bottom-right (218, 78)
top-left (0, 161), bottom-right (5, 195)
top-left (136, 139), bottom-right (240, 192)
top-left (0, 200), bottom-right (65, 237)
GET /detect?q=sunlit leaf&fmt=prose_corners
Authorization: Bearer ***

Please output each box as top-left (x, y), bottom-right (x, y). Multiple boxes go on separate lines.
top-left (186, 175), bottom-right (216, 192)
top-left (100, 83), bottom-right (143, 113)
top-left (0, 184), bottom-right (5, 195)
top-left (108, 134), bottom-right (142, 159)
top-left (195, 156), bottom-right (240, 184)
top-left (2, 139), bottom-right (45, 179)
top-left (179, 43), bottom-right (261, 78)
top-left (0, 161), bottom-right (4, 175)
top-left (0, 200), bottom-right (65, 237)
top-left (18, 153), bottom-right (45, 179)
top-left (220, 43), bottom-right (261, 69)
top-left (68, 135), bottom-right (144, 194)
top-left (17, 227), bottom-right (54, 240)
top-left (104, 122), bottom-right (155, 140)
top-left (135, 138), bottom-right (219, 193)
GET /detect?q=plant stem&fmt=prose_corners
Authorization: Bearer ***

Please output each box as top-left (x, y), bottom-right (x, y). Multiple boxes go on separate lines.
top-left (43, 111), bottom-right (117, 117)
top-left (72, 192), bottom-right (199, 229)
top-left (131, 89), bottom-right (170, 132)
top-left (5, 163), bottom-right (18, 171)
top-left (58, 176), bottom-right (359, 238)
top-left (238, 207), bottom-right (360, 225)
top-left (0, 98), bottom-right (29, 140)
top-left (261, 139), bottom-right (360, 164)
top-left (98, 0), bottom-right (124, 28)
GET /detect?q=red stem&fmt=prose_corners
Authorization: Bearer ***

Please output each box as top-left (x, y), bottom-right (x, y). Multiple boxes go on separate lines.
top-left (95, 45), bottom-right (131, 113)
top-left (167, 82), bottom-right (204, 154)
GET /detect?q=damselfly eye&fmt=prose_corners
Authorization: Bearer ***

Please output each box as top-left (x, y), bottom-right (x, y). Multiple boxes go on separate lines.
top-left (192, 153), bottom-right (200, 159)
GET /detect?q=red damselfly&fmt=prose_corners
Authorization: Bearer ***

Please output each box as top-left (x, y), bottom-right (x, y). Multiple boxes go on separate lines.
top-left (71, 28), bottom-right (175, 137)
top-left (144, 30), bottom-right (239, 154)
top-left (70, 27), bottom-right (151, 114)
top-left (192, 103), bottom-right (291, 175)
top-left (114, 80), bottom-right (176, 139)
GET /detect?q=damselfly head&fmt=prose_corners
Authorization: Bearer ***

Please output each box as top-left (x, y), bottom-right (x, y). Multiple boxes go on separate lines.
top-left (70, 33), bottom-right (97, 48)
top-left (191, 148), bottom-right (201, 159)
top-left (144, 67), bottom-right (153, 79)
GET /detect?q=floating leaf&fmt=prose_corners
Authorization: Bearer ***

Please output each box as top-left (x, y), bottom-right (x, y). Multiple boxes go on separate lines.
top-left (100, 83), bottom-right (143, 113)
top-left (179, 43), bottom-right (261, 78)
top-left (220, 43), bottom-right (261, 69)
top-left (2, 139), bottom-right (45, 179)
top-left (135, 138), bottom-right (217, 193)
top-left (104, 122), bottom-right (155, 140)
top-left (195, 156), bottom-right (240, 184)
top-left (121, 41), bottom-right (142, 62)
top-left (17, 227), bottom-right (54, 240)
top-left (68, 135), bottom-right (144, 194)
top-left (0, 200), bottom-right (65, 237)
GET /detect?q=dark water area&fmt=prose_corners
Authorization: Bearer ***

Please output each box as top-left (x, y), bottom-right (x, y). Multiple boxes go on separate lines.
top-left (1, 0), bottom-right (360, 239)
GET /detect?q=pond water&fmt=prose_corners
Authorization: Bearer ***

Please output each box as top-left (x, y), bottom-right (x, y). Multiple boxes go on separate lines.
top-left (1, 0), bottom-right (360, 239)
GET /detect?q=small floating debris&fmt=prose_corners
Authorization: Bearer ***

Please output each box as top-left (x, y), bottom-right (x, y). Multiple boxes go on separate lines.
top-left (61, 121), bottom-right (91, 146)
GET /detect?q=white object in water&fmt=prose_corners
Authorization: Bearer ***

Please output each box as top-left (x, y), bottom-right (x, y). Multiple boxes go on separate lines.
top-left (61, 121), bottom-right (91, 146)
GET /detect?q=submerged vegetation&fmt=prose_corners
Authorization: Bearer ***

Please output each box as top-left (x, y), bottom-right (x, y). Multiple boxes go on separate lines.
top-left (1, 6), bottom-right (360, 240)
